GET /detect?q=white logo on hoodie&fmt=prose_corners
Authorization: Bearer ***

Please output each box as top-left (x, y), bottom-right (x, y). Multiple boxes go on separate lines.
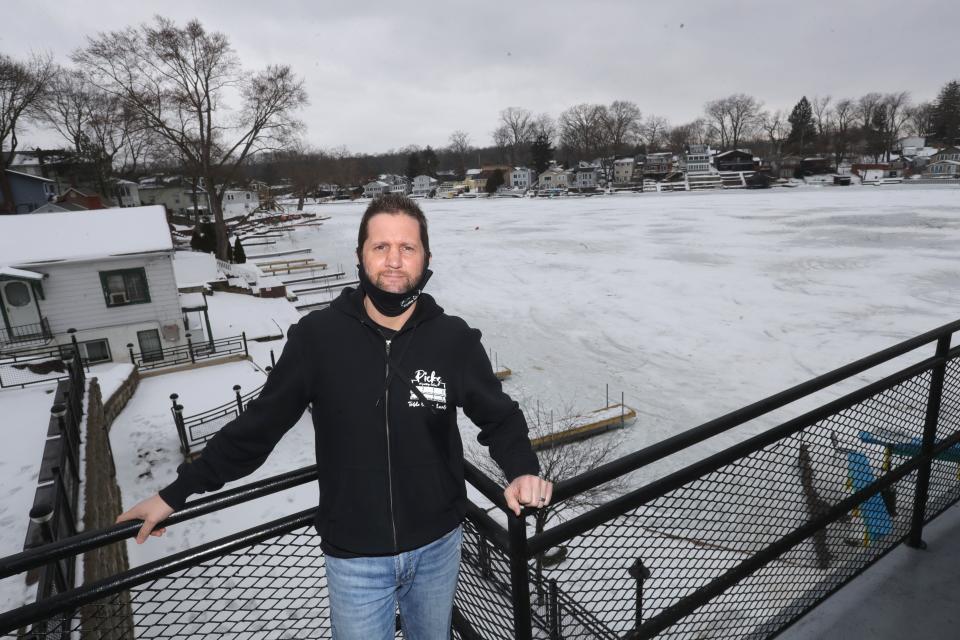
top-left (409, 369), bottom-right (447, 409)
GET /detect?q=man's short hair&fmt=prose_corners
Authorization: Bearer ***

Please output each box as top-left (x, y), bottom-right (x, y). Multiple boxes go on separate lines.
top-left (357, 193), bottom-right (431, 258)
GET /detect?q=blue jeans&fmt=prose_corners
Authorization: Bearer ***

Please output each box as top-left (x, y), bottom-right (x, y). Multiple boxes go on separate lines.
top-left (325, 525), bottom-right (462, 639)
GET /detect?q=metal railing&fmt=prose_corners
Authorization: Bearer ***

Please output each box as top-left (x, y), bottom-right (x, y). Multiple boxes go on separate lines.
top-left (127, 332), bottom-right (248, 371)
top-left (2, 319), bottom-right (960, 638)
top-left (170, 381), bottom-right (267, 457)
top-left (0, 333), bottom-right (87, 389)
top-left (0, 317), bottom-right (53, 349)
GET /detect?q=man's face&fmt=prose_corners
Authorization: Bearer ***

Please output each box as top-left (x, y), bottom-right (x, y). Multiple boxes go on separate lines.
top-left (360, 212), bottom-right (427, 294)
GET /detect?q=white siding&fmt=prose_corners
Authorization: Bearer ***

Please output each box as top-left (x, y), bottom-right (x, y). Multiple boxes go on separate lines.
top-left (33, 253), bottom-right (187, 361)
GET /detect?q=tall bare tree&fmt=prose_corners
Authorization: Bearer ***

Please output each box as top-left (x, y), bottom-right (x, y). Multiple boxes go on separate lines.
top-left (0, 52), bottom-right (54, 212)
top-left (831, 98), bottom-right (856, 167)
top-left (881, 91), bottom-right (911, 160)
top-left (559, 103), bottom-right (605, 161)
top-left (811, 95), bottom-right (833, 138)
top-left (75, 17), bottom-right (308, 258)
top-left (758, 109), bottom-right (789, 174)
top-left (705, 94), bottom-right (762, 150)
top-left (907, 101), bottom-right (934, 138)
top-left (602, 100), bottom-right (641, 155)
top-left (448, 129), bottom-right (471, 177)
top-left (491, 124), bottom-right (511, 164)
top-left (640, 115), bottom-right (669, 151)
top-left (498, 106), bottom-right (533, 164)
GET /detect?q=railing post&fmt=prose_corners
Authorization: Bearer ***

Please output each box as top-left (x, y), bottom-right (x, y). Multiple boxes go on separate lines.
top-left (907, 334), bottom-right (952, 549)
top-left (234, 385), bottom-right (244, 413)
top-left (508, 513), bottom-right (533, 640)
top-left (548, 578), bottom-right (561, 640)
top-left (67, 328), bottom-right (79, 359)
top-left (127, 342), bottom-right (136, 366)
top-left (170, 393), bottom-right (190, 458)
top-left (51, 404), bottom-right (80, 484)
top-left (629, 558), bottom-right (651, 631)
top-left (270, 349), bottom-right (276, 368)
top-left (242, 331), bottom-right (249, 357)
top-left (186, 332), bottom-right (196, 364)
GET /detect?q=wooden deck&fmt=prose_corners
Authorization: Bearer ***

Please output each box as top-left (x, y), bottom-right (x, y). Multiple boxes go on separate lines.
top-left (530, 403), bottom-right (636, 450)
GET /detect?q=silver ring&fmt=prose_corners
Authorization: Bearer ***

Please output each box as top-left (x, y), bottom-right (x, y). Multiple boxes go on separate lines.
top-left (538, 496), bottom-right (546, 503)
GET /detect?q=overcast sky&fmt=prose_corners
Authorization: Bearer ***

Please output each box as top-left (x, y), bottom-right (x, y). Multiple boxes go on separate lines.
top-left (5, 0), bottom-right (959, 154)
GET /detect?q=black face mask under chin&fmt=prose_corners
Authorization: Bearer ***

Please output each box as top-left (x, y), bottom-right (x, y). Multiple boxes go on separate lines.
top-left (357, 263), bottom-right (433, 317)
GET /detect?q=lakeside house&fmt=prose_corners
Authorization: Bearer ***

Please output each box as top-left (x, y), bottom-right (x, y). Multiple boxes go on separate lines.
top-left (412, 175), bottom-right (438, 197)
top-left (0, 206), bottom-right (189, 364)
top-left (0, 170), bottom-right (58, 214)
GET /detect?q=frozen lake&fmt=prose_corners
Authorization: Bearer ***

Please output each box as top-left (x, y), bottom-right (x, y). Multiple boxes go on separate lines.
top-left (279, 185), bottom-right (960, 474)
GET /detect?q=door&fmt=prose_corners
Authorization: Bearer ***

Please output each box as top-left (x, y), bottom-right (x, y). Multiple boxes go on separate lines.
top-left (1, 280), bottom-right (42, 341)
top-left (137, 329), bottom-right (164, 363)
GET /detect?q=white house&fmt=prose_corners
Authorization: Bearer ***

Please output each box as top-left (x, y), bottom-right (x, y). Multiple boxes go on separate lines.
top-left (572, 164), bottom-right (598, 191)
top-left (222, 189), bottom-right (260, 218)
top-left (684, 144), bottom-right (712, 175)
top-left (363, 180), bottom-right (389, 197)
top-left (613, 158), bottom-right (636, 184)
top-left (538, 166), bottom-right (570, 192)
top-left (139, 177), bottom-right (211, 219)
top-left (412, 175), bottom-right (438, 197)
top-left (0, 206), bottom-right (190, 364)
top-left (510, 167), bottom-right (536, 190)
top-left (112, 179), bottom-right (141, 207)
top-left (923, 160), bottom-right (960, 178)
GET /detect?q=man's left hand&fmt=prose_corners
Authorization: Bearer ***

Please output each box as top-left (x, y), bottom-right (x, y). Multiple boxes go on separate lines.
top-left (504, 474), bottom-right (553, 516)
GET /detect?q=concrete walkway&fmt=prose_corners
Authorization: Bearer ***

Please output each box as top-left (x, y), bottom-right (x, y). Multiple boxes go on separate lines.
top-left (778, 502), bottom-right (960, 639)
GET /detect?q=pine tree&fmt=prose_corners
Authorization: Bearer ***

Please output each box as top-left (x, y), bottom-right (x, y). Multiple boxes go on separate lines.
top-left (405, 152), bottom-right (421, 179)
top-left (787, 96), bottom-right (817, 152)
top-left (530, 132), bottom-right (553, 174)
top-left (485, 169), bottom-right (505, 194)
top-left (931, 80), bottom-right (960, 145)
top-left (233, 237), bottom-right (247, 264)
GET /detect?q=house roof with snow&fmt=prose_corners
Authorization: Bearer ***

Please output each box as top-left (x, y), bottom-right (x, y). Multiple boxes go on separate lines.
top-left (3, 169), bottom-right (54, 183)
top-left (0, 205), bottom-right (172, 268)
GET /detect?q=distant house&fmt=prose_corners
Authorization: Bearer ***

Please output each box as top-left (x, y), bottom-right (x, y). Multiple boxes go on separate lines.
top-left (683, 145), bottom-right (712, 175)
top-left (510, 167), bottom-right (536, 190)
top-left (931, 146), bottom-right (960, 163)
top-left (60, 187), bottom-right (104, 210)
top-left (112, 179), bottom-right (142, 208)
top-left (139, 177), bottom-right (211, 219)
top-left (572, 164), bottom-right (598, 191)
top-left (0, 206), bottom-right (189, 364)
top-left (222, 189), bottom-right (259, 218)
top-left (363, 180), bottom-right (389, 198)
top-left (538, 165), bottom-right (569, 191)
top-left (643, 152), bottom-right (673, 177)
top-left (412, 175), bottom-right (438, 197)
top-left (923, 160), bottom-right (960, 178)
top-left (32, 202), bottom-right (88, 214)
top-left (612, 158), bottom-right (636, 185)
top-left (714, 150), bottom-right (755, 173)
top-left (0, 170), bottom-right (59, 214)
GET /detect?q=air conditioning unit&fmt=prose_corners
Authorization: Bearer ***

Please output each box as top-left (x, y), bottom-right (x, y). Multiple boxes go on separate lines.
top-left (110, 292), bottom-right (129, 305)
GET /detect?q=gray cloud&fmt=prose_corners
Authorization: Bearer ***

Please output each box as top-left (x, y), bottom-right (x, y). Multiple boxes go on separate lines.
top-left (5, 0), bottom-right (958, 153)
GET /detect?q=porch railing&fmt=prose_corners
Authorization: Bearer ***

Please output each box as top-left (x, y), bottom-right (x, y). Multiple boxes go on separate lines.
top-left (1, 318), bottom-right (959, 638)
top-left (127, 332), bottom-right (248, 371)
top-left (0, 317), bottom-right (53, 349)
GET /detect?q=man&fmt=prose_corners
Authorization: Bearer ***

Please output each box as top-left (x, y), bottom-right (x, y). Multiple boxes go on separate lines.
top-left (118, 193), bottom-right (552, 638)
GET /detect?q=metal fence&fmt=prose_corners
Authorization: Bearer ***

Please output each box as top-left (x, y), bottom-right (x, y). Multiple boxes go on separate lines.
top-left (0, 338), bottom-right (86, 389)
top-left (0, 318), bottom-right (53, 349)
top-left (2, 319), bottom-right (959, 638)
top-left (128, 333), bottom-right (248, 371)
top-left (170, 382), bottom-right (267, 457)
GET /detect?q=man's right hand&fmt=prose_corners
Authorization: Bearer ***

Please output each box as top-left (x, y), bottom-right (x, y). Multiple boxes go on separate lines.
top-left (116, 494), bottom-right (175, 544)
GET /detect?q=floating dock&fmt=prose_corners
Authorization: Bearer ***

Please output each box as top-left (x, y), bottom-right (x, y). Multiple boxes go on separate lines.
top-left (530, 403), bottom-right (636, 450)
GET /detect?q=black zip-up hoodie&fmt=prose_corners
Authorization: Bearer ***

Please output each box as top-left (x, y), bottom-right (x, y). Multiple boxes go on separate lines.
top-left (159, 287), bottom-right (539, 555)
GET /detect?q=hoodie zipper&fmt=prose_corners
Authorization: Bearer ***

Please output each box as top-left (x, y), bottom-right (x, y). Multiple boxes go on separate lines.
top-left (384, 338), bottom-right (399, 552)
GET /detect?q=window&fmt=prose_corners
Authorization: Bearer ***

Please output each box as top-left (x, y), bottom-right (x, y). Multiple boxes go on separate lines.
top-left (3, 281), bottom-right (31, 307)
top-left (100, 268), bottom-right (151, 307)
top-left (81, 339), bottom-right (112, 364)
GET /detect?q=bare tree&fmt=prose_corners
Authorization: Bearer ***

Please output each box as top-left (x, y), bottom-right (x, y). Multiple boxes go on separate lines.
top-left (907, 101), bottom-right (934, 138)
top-left (758, 109), bottom-right (789, 174)
top-left (602, 100), bottom-right (642, 155)
top-left (75, 17), bottom-right (308, 259)
top-left (448, 129), bottom-right (471, 176)
top-left (832, 98), bottom-right (856, 168)
top-left (559, 103), bottom-right (605, 161)
top-left (530, 113), bottom-right (557, 145)
top-left (498, 106), bottom-right (533, 164)
top-left (491, 124), bottom-right (511, 164)
top-left (811, 95), bottom-right (833, 138)
top-left (469, 399), bottom-right (627, 596)
top-left (640, 115), bottom-right (669, 151)
top-left (0, 52), bottom-right (55, 212)
top-left (882, 91), bottom-right (911, 159)
top-left (40, 66), bottom-right (92, 155)
top-left (704, 94), bottom-right (762, 150)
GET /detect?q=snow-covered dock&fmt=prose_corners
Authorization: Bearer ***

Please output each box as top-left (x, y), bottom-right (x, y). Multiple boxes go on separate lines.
top-left (530, 403), bottom-right (636, 450)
